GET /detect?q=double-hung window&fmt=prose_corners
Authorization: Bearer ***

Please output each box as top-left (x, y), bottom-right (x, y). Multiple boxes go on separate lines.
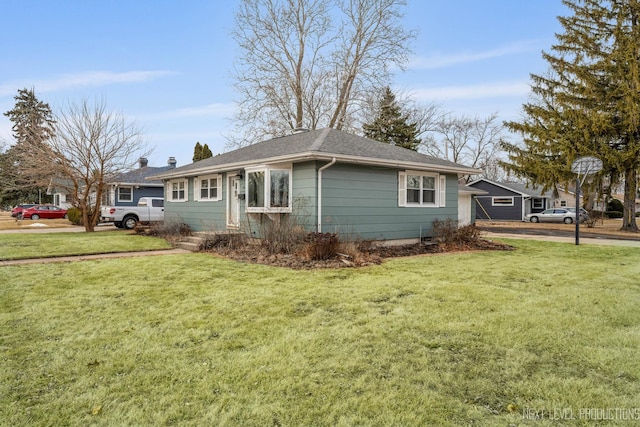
top-left (117, 186), bottom-right (132, 202)
top-left (246, 165), bottom-right (291, 213)
top-left (167, 179), bottom-right (188, 202)
top-left (398, 171), bottom-right (446, 207)
top-left (195, 175), bottom-right (221, 201)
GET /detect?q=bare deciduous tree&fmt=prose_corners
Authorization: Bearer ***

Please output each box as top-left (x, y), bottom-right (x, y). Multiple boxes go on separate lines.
top-left (230, 0), bottom-right (415, 146)
top-left (37, 99), bottom-right (149, 231)
top-left (422, 113), bottom-right (507, 181)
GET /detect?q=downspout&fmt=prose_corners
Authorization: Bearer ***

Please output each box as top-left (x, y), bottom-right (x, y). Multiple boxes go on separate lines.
top-left (317, 158), bottom-right (337, 232)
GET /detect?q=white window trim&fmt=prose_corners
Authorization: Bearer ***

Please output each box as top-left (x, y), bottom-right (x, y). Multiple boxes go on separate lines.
top-left (117, 186), bottom-right (133, 203)
top-left (492, 196), bottom-right (514, 206)
top-left (532, 198), bottom-right (544, 209)
top-left (245, 165), bottom-right (292, 213)
top-left (194, 174), bottom-right (222, 202)
top-left (398, 171), bottom-right (446, 208)
top-left (166, 178), bottom-right (189, 202)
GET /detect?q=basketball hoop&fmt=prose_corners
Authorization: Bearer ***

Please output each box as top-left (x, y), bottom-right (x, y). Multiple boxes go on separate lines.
top-left (571, 156), bottom-right (603, 185)
top-left (571, 156), bottom-right (603, 245)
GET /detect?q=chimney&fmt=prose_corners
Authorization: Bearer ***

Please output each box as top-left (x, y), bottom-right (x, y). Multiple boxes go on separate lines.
top-left (168, 157), bottom-right (177, 168)
top-left (139, 157), bottom-right (148, 168)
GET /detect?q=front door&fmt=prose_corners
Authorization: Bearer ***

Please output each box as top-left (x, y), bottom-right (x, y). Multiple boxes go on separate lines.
top-left (227, 175), bottom-right (241, 228)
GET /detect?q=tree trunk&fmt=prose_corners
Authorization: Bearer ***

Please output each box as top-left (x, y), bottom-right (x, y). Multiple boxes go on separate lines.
top-left (621, 164), bottom-right (639, 232)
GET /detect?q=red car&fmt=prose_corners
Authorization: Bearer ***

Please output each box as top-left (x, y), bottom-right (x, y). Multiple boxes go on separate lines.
top-left (11, 204), bottom-right (37, 218)
top-left (21, 205), bottom-right (69, 220)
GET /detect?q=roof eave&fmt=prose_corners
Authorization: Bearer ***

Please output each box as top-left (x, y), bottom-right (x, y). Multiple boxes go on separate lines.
top-left (147, 151), bottom-right (481, 180)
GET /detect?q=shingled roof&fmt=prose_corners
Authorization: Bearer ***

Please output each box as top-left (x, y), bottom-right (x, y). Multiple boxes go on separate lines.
top-left (111, 161), bottom-right (176, 186)
top-left (150, 128), bottom-right (481, 180)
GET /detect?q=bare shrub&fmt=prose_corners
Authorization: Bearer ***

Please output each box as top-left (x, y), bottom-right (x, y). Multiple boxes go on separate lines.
top-left (201, 232), bottom-right (246, 250)
top-left (303, 232), bottom-right (340, 260)
top-left (432, 219), bottom-right (481, 244)
top-left (454, 224), bottom-right (482, 243)
top-left (259, 214), bottom-right (307, 254)
top-left (137, 219), bottom-right (192, 239)
top-left (431, 218), bottom-right (458, 243)
top-left (583, 210), bottom-right (603, 228)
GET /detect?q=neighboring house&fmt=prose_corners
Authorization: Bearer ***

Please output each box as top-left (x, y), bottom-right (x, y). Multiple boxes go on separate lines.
top-left (149, 128), bottom-right (481, 242)
top-left (103, 157), bottom-right (177, 206)
top-left (47, 179), bottom-right (73, 209)
top-left (468, 178), bottom-right (553, 221)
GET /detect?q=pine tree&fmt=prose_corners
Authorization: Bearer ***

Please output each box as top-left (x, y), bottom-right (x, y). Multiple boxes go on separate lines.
top-left (192, 142), bottom-right (203, 162)
top-left (362, 87), bottom-right (421, 151)
top-left (192, 142), bottom-right (213, 162)
top-left (4, 87), bottom-right (56, 146)
top-left (2, 88), bottom-right (56, 204)
top-left (503, 0), bottom-right (640, 231)
top-left (201, 143), bottom-right (213, 159)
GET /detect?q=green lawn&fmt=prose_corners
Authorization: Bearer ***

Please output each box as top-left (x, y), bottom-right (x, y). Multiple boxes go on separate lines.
top-left (0, 232), bottom-right (173, 260)
top-left (1, 238), bottom-right (639, 426)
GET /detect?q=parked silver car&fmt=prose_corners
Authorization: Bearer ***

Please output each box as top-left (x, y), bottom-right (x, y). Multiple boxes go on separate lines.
top-left (525, 208), bottom-right (585, 224)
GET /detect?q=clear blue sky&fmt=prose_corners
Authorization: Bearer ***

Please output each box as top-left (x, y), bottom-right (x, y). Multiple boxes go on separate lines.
top-left (1, 0), bottom-right (568, 168)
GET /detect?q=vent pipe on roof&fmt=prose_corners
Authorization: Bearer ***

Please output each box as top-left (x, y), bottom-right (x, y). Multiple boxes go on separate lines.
top-left (139, 157), bottom-right (148, 168)
top-left (292, 127), bottom-right (309, 134)
top-left (168, 157), bottom-right (177, 168)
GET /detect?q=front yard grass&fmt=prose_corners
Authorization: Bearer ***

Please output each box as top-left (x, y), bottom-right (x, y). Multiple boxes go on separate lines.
top-left (0, 232), bottom-right (173, 260)
top-left (1, 239), bottom-right (640, 426)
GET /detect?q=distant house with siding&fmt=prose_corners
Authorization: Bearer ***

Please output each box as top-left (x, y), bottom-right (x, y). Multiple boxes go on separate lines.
top-left (468, 178), bottom-right (553, 221)
top-left (149, 128), bottom-right (482, 242)
top-left (103, 157), bottom-right (177, 206)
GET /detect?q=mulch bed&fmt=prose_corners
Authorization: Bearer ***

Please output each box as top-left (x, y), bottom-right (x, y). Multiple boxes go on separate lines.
top-left (208, 238), bottom-right (514, 270)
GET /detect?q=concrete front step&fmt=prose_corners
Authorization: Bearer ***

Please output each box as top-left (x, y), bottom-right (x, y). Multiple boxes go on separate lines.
top-left (176, 235), bottom-right (208, 252)
top-left (176, 240), bottom-right (203, 252)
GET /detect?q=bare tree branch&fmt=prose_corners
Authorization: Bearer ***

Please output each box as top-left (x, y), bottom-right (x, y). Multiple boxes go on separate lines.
top-left (41, 99), bottom-right (150, 231)
top-left (229, 0), bottom-right (415, 147)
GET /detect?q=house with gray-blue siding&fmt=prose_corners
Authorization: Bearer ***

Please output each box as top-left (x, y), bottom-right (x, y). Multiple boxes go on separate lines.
top-left (468, 178), bottom-right (553, 221)
top-left (103, 157), bottom-right (177, 206)
top-left (149, 128), bottom-right (481, 242)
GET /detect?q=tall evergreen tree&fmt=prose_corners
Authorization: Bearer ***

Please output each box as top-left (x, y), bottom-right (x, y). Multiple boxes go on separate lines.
top-left (503, 0), bottom-right (640, 231)
top-left (362, 87), bottom-right (421, 151)
top-left (4, 88), bottom-right (56, 145)
top-left (2, 88), bottom-right (56, 205)
top-left (192, 142), bottom-right (203, 162)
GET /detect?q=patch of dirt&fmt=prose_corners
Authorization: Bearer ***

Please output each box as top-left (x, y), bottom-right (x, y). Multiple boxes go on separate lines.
top-left (476, 219), bottom-right (640, 240)
top-left (208, 238), bottom-right (514, 270)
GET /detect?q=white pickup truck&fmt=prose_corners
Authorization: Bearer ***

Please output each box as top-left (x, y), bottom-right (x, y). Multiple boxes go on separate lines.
top-left (100, 197), bottom-right (164, 229)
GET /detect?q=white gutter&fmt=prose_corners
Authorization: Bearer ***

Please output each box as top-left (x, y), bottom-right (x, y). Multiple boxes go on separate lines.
top-left (317, 158), bottom-right (337, 232)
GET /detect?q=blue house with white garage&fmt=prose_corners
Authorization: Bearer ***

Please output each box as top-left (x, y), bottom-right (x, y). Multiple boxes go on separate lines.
top-left (149, 128), bottom-right (482, 242)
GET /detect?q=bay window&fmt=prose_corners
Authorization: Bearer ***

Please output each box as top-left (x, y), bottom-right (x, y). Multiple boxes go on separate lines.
top-left (246, 166), bottom-right (291, 212)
